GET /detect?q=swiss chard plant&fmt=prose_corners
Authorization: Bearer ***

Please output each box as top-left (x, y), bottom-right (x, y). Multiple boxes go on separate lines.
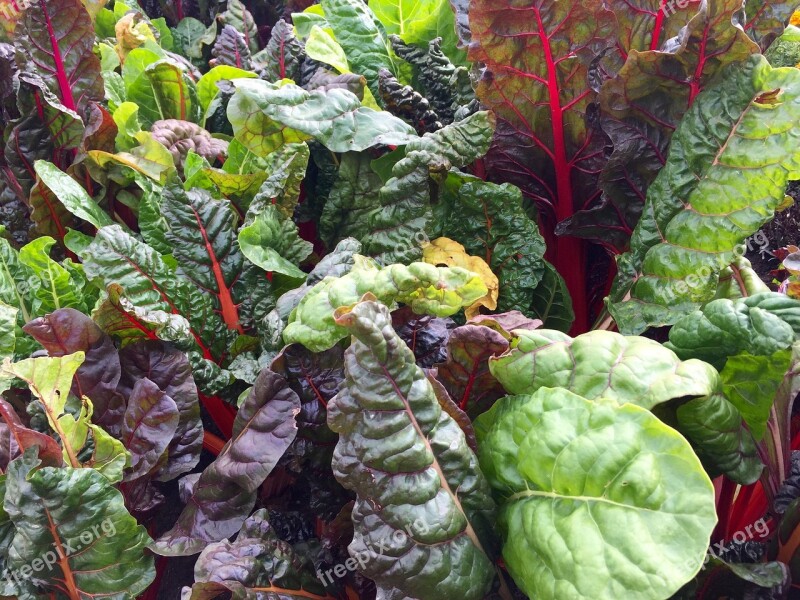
top-left (1, 0), bottom-right (800, 598)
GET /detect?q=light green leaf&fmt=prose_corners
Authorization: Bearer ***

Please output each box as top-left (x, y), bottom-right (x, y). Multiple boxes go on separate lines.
top-left (477, 388), bottom-right (717, 600)
top-left (228, 79), bottom-right (417, 157)
top-left (196, 65), bottom-right (257, 118)
top-left (0, 301), bottom-right (17, 361)
top-left (19, 237), bottom-right (85, 313)
top-left (283, 254), bottom-right (488, 352)
top-left (305, 25), bottom-right (349, 73)
top-left (320, 0), bottom-right (397, 97)
top-left (720, 350), bottom-right (793, 440)
top-left (33, 161), bottom-right (116, 229)
top-left (238, 205), bottom-right (312, 279)
top-left (609, 55), bottom-right (800, 333)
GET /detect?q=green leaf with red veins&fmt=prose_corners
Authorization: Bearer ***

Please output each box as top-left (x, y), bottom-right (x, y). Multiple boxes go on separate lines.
top-left (743, 0), bottom-right (797, 50)
top-left (120, 377), bottom-right (179, 481)
top-left (91, 283), bottom-right (195, 350)
top-left (468, 0), bottom-right (616, 330)
top-left (80, 225), bottom-right (232, 362)
top-left (609, 0), bottom-right (700, 54)
top-left (574, 0), bottom-right (760, 251)
top-left (608, 56), bottom-right (800, 333)
top-left (328, 300), bottom-right (499, 599)
top-left (4, 450), bottom-right (155, 600)
top-left (152, 368), bottom-right (299, 556)
top-left (117, 340), bottom-right (203, 482)
top-left (14, 0), bottom-right (104, 117)
top-left (162, 181), bottom-right (245, 333)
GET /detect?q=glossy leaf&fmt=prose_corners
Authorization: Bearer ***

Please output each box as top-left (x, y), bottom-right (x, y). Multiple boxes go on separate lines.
top-left (434, 171), bottom-right (572, 330)
top-left (152, 368), bottom-right (299, 555)
top-left (185, 509), bottom-right (331, 599)
top-left (162, 181), bottom-right (244, 332)
top-left (228, 79), bottom-right (417, 157)
top-left (238, 204), bottom-right (313, 280)
top-left (609, 56), bottom-right (800, 333)
top-left (15, 0), bottom-right (104, 116)
top-left (666, 292), bottom-right (800, 369)
top-left (117, 340), bottom-right (203, 482)
top-left (33, 161), bottom-right (115, 229)
top-left (80, 225), bottom-right (230, 362)
top-left (23, 308), bottom-right (126, 435)
top-left (4, 450), bottom-right (154, 599)
top-left (120, 377), bottom-right (179, 481)
top-left (328, 300), bottom-right (497, 598)
top-left (476, 388), bottom-right (717, 600)
top-left (490, 329), bottom-right (720, 409)
top-left (320, 0), bottom-right (396, 98)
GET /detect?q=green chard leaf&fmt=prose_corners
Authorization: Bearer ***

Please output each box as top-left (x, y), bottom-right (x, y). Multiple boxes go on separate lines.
top-left (228, 79), bottom-right (417, 157)
top-left (328, 300), bottom-right (498, 598)
top-left (319, 0), bottom-right (396, 99)
top-left (80, 225), bottom-right (232, 362)
top-left (322, 111), bottom-right (496, 264)
top-left (476, 388), bottom-right (717, 600)
top-left (4, 450), bottom-right (154, 599)
top-left (434, 171), bottom-right (572, 330)
top-left (609, 55), bottom-right (800, 333)
top-left (488, 329), bottom-right (762, 483)
top-left (283, 255), bottom-right (488, 352)
top-left (665, 292), bottom-right (800, 370)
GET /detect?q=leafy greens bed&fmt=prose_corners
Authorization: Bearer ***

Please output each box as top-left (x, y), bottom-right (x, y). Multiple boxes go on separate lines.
top-left (1, 0), bottom-right (800, 598)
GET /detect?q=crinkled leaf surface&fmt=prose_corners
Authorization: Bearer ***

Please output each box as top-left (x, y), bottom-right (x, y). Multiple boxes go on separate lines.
top-left (488, 328), bottom-right (762, 482)
top-left (665, 292), bottom-right (800, 370)
top-left (320, 0), bottom-right (396, 99)
top-left (490, 329), bottom-right (720, 409)
top-left (283, 255), bottom-right (488, 352)
top-left (23, 308), bottom-right (126, 435)
top-left (327, 300), bottom-right (497, 599)
top-left (229, 79), bottom-right (416, 157)
top-left (15, 0), bottom-right (104, 116)
top-left (152, 368), bottom-right (299, 556)
top-left (434, 171), bottom-right (572, 329)
top-left (116, 341), bottom-right (203, 482)
top-left (476, 388), bottom-right (717, 600)
top-left (4, 450), bottom-right (154, 600)
top-left (608, 55), bottom-right (800, 333)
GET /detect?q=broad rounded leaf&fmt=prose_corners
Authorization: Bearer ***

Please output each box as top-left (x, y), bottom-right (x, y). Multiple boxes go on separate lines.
top-left (477, 388), bottom-right (717, 600)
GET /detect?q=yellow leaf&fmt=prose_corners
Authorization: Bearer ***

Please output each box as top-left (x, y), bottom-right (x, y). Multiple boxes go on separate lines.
top-left (791, 9), bottom-right (800, 26)
top-left (422, 238), bottom-right (499, 319)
